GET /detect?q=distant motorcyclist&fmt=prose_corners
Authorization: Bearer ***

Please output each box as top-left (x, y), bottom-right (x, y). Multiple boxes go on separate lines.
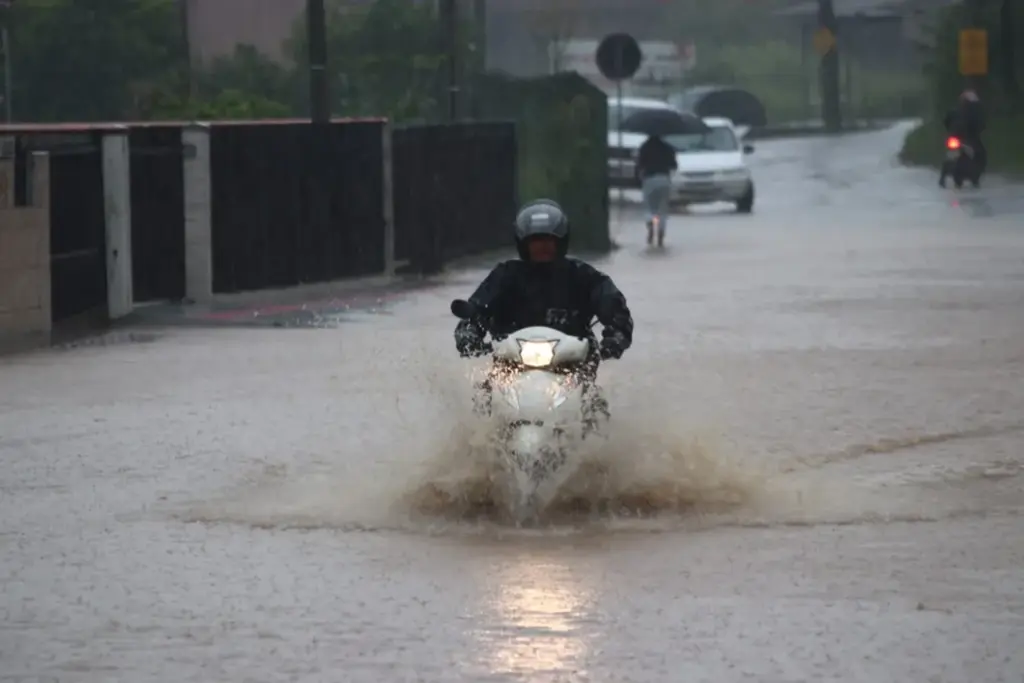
top-left (941, 87), bottom-right (987, 185)
top-left (453, 199), bottom-right (634, 431)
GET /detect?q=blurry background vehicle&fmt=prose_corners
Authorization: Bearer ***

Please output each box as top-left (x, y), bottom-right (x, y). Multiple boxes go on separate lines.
top-left (668, 85), bottom-right (767, 132)
top-left (667, 117), bottom-right (756, 213)
top-left (607, 96), bottom-right (677, 189)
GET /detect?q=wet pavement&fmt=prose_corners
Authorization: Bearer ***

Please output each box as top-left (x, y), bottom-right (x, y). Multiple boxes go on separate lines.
top-left (2, 121), bottom-right (1024, 682)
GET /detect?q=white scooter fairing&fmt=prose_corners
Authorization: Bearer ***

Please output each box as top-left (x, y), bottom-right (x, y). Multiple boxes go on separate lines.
top-left (488, 325), bottom-right (592, 520)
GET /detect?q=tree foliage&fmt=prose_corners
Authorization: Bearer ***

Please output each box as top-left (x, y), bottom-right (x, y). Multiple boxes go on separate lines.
top-left (6, 0), bottom-right (183, 121)
top-left (287, 0), bottom-right (453, 122)
top-left (4, 0), bottom-right (468, 124)
top-left (922, 0), bottom-right (1021, 115)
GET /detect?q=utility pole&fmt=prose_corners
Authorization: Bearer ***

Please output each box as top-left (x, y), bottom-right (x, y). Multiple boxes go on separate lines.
top-left (1, 0), bottom-right (12, 123)
top-left (469, 0), bottom-right (486, 118)
top-left (180, 0), bottom-right (195, 104)
top-left (1001, 0), bottom-right (1017, 103)
top-left (307, 0), bottom-right (330, 123)
top-left (439, 0), bottom-right (459, 121)
top-left (817, 0), bottom-right (841, 132)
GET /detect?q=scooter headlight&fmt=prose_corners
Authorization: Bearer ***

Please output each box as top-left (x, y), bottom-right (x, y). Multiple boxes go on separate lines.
top-left (517, 340), bottom-right (557, 368)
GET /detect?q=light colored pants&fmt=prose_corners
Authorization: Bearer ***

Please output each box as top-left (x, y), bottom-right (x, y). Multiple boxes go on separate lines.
top-left (641, 174), bottom-right (671, 232)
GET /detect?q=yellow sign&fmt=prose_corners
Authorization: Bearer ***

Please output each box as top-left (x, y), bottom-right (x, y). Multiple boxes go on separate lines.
top-left (813, 27), bottom-right (836, 56)
top-left (958, 28), bottom-right (988, 76)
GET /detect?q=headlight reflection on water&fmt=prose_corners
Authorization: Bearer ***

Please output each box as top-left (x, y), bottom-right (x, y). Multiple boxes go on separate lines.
top-left (471, 558), bottom-right (596, 678)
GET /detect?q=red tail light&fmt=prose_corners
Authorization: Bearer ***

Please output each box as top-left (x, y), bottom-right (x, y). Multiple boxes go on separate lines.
top-left (947, 137), bottom-right (961, 150)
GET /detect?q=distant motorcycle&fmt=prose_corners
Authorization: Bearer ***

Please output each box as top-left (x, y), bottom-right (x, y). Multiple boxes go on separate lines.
top-left (939, 136), bottom-right (982, 189)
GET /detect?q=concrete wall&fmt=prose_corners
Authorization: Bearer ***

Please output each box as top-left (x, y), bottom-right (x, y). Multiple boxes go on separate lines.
top-left (0, 153), bottom-right (51, 349)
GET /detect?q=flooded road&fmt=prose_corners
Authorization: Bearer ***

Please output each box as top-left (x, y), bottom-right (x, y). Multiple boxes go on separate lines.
top-left (2, 123), bottom-right (1023, 682)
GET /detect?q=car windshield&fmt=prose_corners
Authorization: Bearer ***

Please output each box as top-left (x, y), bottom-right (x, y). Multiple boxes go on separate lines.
top-left (664, 126), bottom-right (738, 153)
top-left (609, 104), bottom-right (670, 130)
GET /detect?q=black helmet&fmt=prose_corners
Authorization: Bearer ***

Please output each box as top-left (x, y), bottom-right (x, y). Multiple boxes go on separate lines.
top-left (514, 199), bottom-right (570, 260)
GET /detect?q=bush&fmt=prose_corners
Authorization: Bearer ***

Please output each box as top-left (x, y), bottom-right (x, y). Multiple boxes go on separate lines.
top-left (474, 72), bottom-right (610, 253)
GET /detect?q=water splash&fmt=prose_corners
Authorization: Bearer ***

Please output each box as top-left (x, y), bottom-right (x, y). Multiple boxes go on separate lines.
top-left (175, 346), bottom-right (1022, 535)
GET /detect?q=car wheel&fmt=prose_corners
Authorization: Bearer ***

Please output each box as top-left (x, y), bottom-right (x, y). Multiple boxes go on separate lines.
top-left (735, 183), bottom-right (754, 214)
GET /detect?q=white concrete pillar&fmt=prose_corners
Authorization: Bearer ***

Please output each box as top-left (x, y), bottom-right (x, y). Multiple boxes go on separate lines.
top-left (101, 129), bottom-right (134, 320)
top-left (381, 122), bottom-right (396, 277)
top-left (182, 124), bottom-right (213, 302)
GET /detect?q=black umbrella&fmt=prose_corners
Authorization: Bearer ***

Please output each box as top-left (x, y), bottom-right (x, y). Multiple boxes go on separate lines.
top-left (620, 109), bottom-right (711, 136)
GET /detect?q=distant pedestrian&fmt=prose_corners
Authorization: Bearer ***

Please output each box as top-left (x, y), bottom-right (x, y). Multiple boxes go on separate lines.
top-left (636, 133), bottom-right (677, 247)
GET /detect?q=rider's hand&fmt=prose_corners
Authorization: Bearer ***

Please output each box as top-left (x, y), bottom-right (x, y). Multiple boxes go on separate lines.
top-left (458, 339), bottom-right (493, 358)
top-left (599, 340), bottom-right (623, 360)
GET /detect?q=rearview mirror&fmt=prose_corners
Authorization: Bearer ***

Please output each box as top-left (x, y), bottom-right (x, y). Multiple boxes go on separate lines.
top-left (450, 299), bottom-right (476, 319)
top-left (743, 143), bottom-right (755, 154)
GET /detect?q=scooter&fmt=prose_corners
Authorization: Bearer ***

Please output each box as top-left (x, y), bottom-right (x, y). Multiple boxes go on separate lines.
top-left (940, 136), bottom-right (982, 189)
top-left (451, 299), bottom-right (597, 523)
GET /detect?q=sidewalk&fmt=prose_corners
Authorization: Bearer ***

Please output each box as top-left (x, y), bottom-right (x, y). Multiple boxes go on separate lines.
top-left (125, 272), bottom-right (459, 329)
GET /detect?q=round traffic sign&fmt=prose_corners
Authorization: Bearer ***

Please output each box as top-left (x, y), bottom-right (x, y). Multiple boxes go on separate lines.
top-left (596, 33), bottom-right (642, 81)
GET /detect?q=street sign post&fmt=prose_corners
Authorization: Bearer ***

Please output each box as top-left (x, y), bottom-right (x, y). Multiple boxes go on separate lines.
top-left (596, 33), bottom-right (643, 220)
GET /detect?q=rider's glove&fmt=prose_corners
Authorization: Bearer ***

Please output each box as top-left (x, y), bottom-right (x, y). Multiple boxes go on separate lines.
top-left (456, 321), bottom-right (491, 358)
top-left (459, 340), bottom-right (493, 358)
top-left (599, 339), bottom-right (624, 360)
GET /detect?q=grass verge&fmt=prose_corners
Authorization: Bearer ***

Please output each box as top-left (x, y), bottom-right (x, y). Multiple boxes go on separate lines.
top-left (899, 115), bottom-right (1024, 175)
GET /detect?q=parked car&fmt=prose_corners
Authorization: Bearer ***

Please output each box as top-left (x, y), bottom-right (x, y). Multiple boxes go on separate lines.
top-left (607, 96), bottom-right (676, 189)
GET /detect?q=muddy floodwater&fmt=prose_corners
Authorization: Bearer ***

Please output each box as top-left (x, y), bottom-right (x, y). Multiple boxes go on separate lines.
top-left (2, 124), bottom-right (1023, 681)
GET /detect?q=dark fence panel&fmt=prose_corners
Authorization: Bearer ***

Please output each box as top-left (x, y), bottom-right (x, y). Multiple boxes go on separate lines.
top-left (392, 122), bottom-right (517, 274)
top-left (15, 132), bottom-right (108, 323)
top-left (209, 121), bottom-right (385, 294)
top-left (129, 126), bottom-right (186, 302)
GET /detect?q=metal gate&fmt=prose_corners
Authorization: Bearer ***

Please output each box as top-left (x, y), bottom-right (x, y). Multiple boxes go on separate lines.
top-left (17, 132), bottom-right (109, 324)
top-left (129, 126), bottom-right (185, 302)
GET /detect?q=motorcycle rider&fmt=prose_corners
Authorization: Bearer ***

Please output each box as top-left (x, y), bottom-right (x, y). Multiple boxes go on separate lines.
top-left (941, 87), bottom-right (987, 186)
top-left (454, 199), bottom-right (634, 433)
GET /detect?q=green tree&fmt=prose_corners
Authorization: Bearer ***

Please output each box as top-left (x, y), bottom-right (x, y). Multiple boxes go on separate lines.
top-left (6, 0), bottom-right (183, 122)
top-left (288, 0), bottom-right (457, 122)
top-left (900, 0), bottom-right (1024, 172)
top-left (922, 0), bottom-right (1022, 115)
top-left (196, 44), bottom-right (301, 115)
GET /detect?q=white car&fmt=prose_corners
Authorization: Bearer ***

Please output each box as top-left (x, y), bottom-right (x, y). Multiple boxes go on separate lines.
top-left (607, 98), bottom-right (756, 213)
top-left (668, 117), bottom-right (756, 214)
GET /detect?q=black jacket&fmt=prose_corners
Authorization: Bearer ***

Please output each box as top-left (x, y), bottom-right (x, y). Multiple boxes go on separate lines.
top-left (944, 99), bottom-right (986, 140)
top-left (455, 257), bottom-right (633, 358)
top-left (636, 136), bottom-right (678, 179)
